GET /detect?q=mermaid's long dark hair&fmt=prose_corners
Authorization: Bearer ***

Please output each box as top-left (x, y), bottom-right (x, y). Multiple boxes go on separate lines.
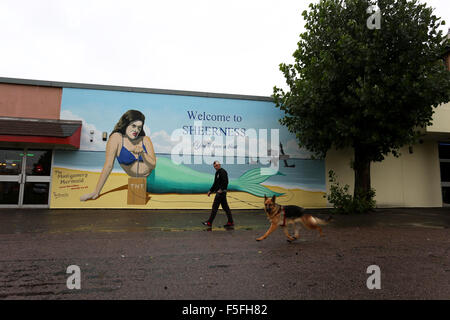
top-left (110, 110), bottom-right (146, 137)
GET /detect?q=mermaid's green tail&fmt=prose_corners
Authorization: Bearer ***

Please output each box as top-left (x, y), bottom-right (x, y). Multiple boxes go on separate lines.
top-left (228, 168), bottom-right (285, 197)
top-left (146, 157), bottom-right (284, 197)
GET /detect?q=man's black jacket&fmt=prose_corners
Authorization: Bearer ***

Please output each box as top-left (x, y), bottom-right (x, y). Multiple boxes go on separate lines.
top-left (210, 168), bottom-right (229, 193)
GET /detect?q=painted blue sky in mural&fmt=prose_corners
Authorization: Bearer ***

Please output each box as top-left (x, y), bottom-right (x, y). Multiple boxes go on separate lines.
top-left (60, 87), bottom-right (315, 159)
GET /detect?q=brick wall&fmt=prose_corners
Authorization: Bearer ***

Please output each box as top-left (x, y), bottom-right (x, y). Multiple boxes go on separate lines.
top-left (0, 83), bottom-right (62, 119)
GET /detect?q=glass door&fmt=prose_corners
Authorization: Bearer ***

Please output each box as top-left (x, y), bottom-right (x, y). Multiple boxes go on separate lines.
top-left (439, 143), bottom-right (450, 207)
top-left (22, 150), bottom-right (52, 207)
top-left (0, 149), bottom-right (53, 208)
top-left (0, 149), bottom-right (23, 206)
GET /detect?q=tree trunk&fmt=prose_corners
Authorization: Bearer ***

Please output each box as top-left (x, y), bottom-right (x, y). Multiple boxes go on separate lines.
top-left (353, 146), bottom-right (371, 199)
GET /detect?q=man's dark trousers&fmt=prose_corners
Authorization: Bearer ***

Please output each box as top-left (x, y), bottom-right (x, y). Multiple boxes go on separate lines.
top-left (207, 191), bottom-right (233, 224)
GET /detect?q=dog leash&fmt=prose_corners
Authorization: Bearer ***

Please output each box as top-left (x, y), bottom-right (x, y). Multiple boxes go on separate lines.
top-left (226, 194), bottom-right (261, 209)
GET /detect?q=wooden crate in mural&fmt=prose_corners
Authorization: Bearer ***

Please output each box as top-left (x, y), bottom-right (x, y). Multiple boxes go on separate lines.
top-left (127, 177), bottom-right (147, 205)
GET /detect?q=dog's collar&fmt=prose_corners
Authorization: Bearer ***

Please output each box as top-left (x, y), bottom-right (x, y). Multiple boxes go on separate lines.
top-left (266, 205), bottom-right (285, 225)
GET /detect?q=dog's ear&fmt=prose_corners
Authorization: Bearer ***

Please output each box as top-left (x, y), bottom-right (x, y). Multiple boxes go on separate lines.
top-left (264, 194), bottom-right (267, 201)
top-left (271, 195), bottom-right (276, 203)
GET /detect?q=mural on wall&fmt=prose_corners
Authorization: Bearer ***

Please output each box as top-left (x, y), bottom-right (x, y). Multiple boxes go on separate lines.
top-left (50, 88), bottom-right (326, 209)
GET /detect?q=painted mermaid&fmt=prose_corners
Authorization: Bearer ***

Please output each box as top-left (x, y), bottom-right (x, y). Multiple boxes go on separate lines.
top-left (80, 110), bottom-right (156, 201)
top-left (81, 109), bottom-right (283, 201)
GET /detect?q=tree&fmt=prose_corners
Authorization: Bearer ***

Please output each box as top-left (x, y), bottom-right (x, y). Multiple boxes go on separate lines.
top-left (273, 0), bottom-right (450, 204)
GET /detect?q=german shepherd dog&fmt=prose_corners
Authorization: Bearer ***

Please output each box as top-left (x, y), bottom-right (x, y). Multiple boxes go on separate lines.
top-left (256, 195), bottom-right (330, 242)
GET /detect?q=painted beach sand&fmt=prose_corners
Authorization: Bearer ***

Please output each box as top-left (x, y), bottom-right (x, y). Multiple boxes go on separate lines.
top-left (50, 167), bottom-right (327, 209)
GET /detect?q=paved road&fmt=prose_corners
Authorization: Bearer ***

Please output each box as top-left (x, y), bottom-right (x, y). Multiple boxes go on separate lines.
top-left (0, 208), bottom-right (449, 300)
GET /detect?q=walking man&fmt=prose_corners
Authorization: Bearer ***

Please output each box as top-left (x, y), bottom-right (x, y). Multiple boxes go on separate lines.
top-left (202, 160), bottom-right (234, 228)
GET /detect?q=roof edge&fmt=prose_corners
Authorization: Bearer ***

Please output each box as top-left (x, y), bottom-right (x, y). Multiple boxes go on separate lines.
top-left (0, 77), bottom-right (274, 102)
top-left (0, 116), bottom-right (82, 125)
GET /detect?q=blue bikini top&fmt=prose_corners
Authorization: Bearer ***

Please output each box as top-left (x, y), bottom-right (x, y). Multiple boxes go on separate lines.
top-left (117, 135), bottom-right (147, 166)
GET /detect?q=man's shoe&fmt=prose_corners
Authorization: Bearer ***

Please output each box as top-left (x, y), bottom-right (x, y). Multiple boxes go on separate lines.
top-left (223, 222), bottom-right (234, 228)
top-left (202, 221), bottom-right (212, 227)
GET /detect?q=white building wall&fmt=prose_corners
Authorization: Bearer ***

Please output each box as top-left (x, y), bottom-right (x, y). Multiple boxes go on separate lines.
top-left (325, 141), bottom-right (442, 207)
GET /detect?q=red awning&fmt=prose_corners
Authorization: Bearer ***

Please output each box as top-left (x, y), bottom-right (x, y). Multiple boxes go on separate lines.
top-left (0, 117), bottom-right (82, 149)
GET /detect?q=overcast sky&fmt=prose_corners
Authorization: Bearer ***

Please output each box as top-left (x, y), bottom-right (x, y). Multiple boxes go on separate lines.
top-left (0, 0), bottom-right (449, 97)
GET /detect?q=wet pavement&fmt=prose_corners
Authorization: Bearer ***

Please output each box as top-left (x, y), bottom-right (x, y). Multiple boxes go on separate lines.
top-left (0, 207), bottom-right (449, 299)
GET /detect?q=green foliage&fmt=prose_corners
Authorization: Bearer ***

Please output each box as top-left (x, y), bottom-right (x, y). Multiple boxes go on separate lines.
top-left (273, 0), bottom-right (450, 163)
top-left (325, 170), bottom-right (376, 214)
